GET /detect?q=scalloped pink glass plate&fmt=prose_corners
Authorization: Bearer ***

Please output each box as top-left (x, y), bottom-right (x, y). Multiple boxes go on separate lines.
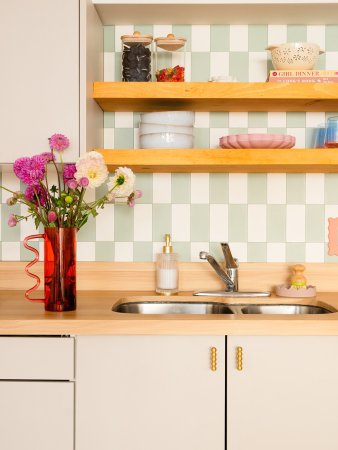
top-left (219, 134), bottom-right (296, 149)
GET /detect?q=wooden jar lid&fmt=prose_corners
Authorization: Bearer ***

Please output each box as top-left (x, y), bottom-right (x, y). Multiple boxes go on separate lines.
top-left (155, 34), bottom-right (186, 51)
top-left (121, 31), bottom-right (153, 46)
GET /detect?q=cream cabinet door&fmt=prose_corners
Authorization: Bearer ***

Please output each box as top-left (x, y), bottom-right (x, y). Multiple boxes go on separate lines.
top-left (76, 336), bottom-right (225, 450)
top-left (227, 336), bottom-right (338, 450)
top-left (0, 0), bottom-right (79, 162)
top-left (0, 381), bottom-right (74, 450)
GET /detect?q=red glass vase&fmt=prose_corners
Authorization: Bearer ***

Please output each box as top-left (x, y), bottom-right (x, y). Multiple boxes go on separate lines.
top-left (23, 228), bottom-right (76, 312)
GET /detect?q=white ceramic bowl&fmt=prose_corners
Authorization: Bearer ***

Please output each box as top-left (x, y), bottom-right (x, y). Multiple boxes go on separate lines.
top-left (140, 111), bottom-right (195, 126)
top-left (139, 123), bottom-right (193, 136)
top-left (266, 42), bottom-right (325, 70)
top-left (140, 132), bottom-right (193, 149)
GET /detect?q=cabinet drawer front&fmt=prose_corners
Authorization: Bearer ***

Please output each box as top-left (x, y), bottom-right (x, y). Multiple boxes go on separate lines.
top-left (0, 337), bottom-right (74, 380)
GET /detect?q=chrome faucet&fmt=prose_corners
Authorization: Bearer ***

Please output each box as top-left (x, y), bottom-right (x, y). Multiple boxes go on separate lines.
top-left (199, 243), bottom-right (238, 292)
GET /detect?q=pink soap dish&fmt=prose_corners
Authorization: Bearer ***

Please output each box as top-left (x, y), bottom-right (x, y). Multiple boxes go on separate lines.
top-left (219, 133), bottom-right (296, 149)
top-left (275, 284), bottom-right (317, 298)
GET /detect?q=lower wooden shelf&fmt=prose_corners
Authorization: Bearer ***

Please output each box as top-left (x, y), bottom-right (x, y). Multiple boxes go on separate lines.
top-left (96, 148), bottom-right (338, 173)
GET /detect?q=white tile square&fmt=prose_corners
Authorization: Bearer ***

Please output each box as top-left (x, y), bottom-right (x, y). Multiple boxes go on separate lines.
top-left (267, 243), bottom-right (286, 262)
top-left (227, 242), bottom-right (247, 262)
top-left (210, 128), bottom-right (228, 148)
top-left (229, 25), bottom-right (248, 52)
top-left (1, 172), bottom-right (20, 202)
top-left (248, 52), bottom-right (268, 82)
top-left (194, 112), bottom-right (210, 128)
top-left (76, 242), bottom-right (95, 261)
top-left (267, 25), bottom-right (287, 46)
top-left (307, 26), bottom-right (326, 50)
top-left (248, 127), bottom-right (268, 134)
top-left (153, 173), bottom-right (171, 204)
top-left (172, 204), bottom-right (190, 241)
top-left (229, 173), bottom-right (248, 204)
top-left (191, 25), bottom-right (210, 52)
top-left (172, 51), bottom-right (185, 69)
top-left (96, 204), bottom-right (114, 241)
top-left (305, 112), bottom-right (326, 128)
top-left (228, 112), bottom-right (248, 128)
top-left (191, 173), bottom-right (209, 204)
top-left (20, 205), bottom-right (37, 240)
top-left (210, 52), bottom-right (229, 78)
top-left (153, 25), bottom-right (172, 40)
top-left (104, 129), bottom-right (114, 149)
top-left (104, 52), bottom-right (115, 81)
top-left (114, 242), bottom-right (133, 261)
top-left (134, 204), bottom-right (152, 241)
top-left (305, 243), bottom-right (324, 262)
top-left (325, 52), bottom-right (338, 70)
top-left (83, 186), bottom-right (95, 203)
top-left (184, 51), bottom-right (191, 82)
top-left (210, 204), bottom-right (228, 242)
top-left (191, 242), bottom-right (209, 262)
top-left (115, 25), bottom-right (133, 52)
top-left (267, 174), bottom-right (286, 204)
top-left (114, 112), bottom-right (134, 128)
top-left (2, 242), bottom-right (20, 261)
top-left (287, 128), bottom-right (305, 148)
top-left (267, 112), bottom-right (287, 128)
top-left (248, 205), bottom-right (267, 242)
top-left (306, 173), bottom-right (324, 204)
top-left (286, 205), bottom-right (305, 242)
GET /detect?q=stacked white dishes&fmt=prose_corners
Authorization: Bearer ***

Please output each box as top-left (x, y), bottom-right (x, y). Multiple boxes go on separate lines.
top-left (139, 111), bottom-right (195, 148)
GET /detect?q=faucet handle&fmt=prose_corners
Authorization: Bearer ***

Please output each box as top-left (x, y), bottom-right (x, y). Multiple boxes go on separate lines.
top-left (221, 243), bottom-right (238, 268)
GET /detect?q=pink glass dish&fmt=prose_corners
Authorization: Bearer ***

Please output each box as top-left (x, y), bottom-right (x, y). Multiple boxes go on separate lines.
top-left (219, 134), bottom-right (296, 149)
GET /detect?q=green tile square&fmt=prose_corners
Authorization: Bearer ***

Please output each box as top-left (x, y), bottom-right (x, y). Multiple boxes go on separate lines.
top-left (115, 52), bottom-right (122, 81)
top-left (133, 112), bottom-right (141, 128)
top-left (210, 25), bottom-right (229, 52)
top-left (194, 128), bottom-right (210, 148)
top-left (267, 205), bottom-right (286, 242)
top-left (247, 243), bottom-right (267, 262)
top-left (325, 245), bottom-right (338, 262)
top-left (210, 112), bottom-right (229, 128)
top-left (114, 205), bottom-right (134, 241)
top-left (248, 25), bottom-right (268, 52)
top-left (173, 242), bottom-right (190, 262)
top-left (248, 112), bottom-right (268, 128)
top-left (248, 174), bottom-right (267, 204)
top-left (267, 127), bottom-right (287, 134)
top-left (286, 112), bottom-right (306, 128)
top-left (305, 205), bottom-right (325, 242)
top-left (286, 174), bottom-right (306, 204)
top-left (305, 128), bottom-right (316, 148)
top-left (228, 205), bottom-right (248, 242)
top-left (103, 26), bottom-right (114, 52)
top-left (191, 53), bottom-right (210, 82)
top-left (191, 205), bottom-right (209, 241)
top-left (114, 128), bottom-right (134, 149)
top-left (135, 25), bottom-right (153, 35)
top-left (1, 204), bottom-right (20, 242)
top-left (133, 242), bottom-right (153, 261)
top-left (96, 180), bottom-right (109, 201)
top-left (172, 174), bottom-right (191, 203)
top-left (287, 25), bottom-right (307, 43)
top-left (229, 52), bottom-right (249, 82)
top-left (104, 112), bottom-right (115, 128)
top-left (325, 173), bottom-right (338, 204)
top-left (326, 25), bottom-right (338, 51)
top-left (77, 216), bottom-right (96, 241)
top-left (95, 242), bottom-right (115, 261)
top-left (286, 243), bottom-right (305, 263)
top-left (228, 128), bottom-right (247, 135)
top-left (209, 242), bottom-right (223, 260)
top-left (173, 25), bottom-right (192, 51)
top-left (316, 54), bottom-right (326, 70)
top-left (210, 173), bottom-right (228, 203)
top-left (153, 204), bottom-right (171, 242)
top-left (135, 173), bottom-right (153, 203)
top-left (20, 240), bottom-right (38, 261)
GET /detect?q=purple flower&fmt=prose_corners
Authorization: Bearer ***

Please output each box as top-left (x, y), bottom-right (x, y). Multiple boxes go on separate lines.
top-left (67, 179), bottom-right (78, 190)
top-left (8, 214), bottom-right (18, 227)
top-left (79, 177), bottom-right (89, 187)
top-left (24, 185), bottom-right (47, 206)
top-left (63, 164), bottom-right (77, 181)
top-left (40, 152), bottom-right (55, 163)
top-left (47, 211), bottom-right (57, 223)
top-left (14, 155), bottom-right (46, 186)
top-left (13, 157), bottom-right (30, 180)
top-left (48, 134), bottom-right (70, 152)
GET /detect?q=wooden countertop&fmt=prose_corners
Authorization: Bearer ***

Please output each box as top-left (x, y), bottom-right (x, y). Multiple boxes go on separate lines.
top-left (1, 290), bottom-right (338, 336)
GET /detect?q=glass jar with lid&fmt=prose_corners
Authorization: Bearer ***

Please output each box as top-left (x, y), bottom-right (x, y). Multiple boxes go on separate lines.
top-left (121, 31), bottom-right (152, 82)
top-left (154, 34), bottom-right (186, 82)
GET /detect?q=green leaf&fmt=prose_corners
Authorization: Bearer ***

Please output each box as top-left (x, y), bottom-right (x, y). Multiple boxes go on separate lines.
top-left (34, 217), bottom-right (41, 229)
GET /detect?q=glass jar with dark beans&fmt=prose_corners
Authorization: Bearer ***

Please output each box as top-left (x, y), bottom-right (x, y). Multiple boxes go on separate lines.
top-left (121, 31), bottom-right (153, 82)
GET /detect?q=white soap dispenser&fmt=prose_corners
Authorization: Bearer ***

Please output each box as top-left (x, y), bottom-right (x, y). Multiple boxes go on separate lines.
top-left (156, 234), bottom-right (178, 295)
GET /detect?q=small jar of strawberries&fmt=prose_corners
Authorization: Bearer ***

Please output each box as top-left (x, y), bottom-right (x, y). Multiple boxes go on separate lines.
top-left (154, 34), bottom-right (186, 82)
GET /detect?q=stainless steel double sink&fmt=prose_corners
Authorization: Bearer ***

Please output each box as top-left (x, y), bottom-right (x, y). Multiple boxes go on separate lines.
top-left (113, 301), bottom-right (333, 315)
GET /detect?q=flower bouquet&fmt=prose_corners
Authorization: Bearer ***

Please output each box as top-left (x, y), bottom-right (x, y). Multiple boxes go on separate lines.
top-left (2, 134), bottom-right (141, 312)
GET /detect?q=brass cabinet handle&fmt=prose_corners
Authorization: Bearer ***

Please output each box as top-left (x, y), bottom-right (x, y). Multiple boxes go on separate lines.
top-left (211, 347), bottom-right (217, 371)
top-left (236, 346), bottom-right (243, 371)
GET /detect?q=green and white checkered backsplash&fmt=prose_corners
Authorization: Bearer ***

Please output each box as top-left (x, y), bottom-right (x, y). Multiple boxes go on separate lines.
top-left (2, 24), bottom-right (338, 263)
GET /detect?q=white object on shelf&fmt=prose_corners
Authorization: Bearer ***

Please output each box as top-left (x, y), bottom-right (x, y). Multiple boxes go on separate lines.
top-left (140, 132), bottom-right (194, 149)
top-left (139, 123), bottom-right (193, 135)
top-left (266, 42), bottom-right (325, 70)
top-left (140, 111), bottom-right (195, 126)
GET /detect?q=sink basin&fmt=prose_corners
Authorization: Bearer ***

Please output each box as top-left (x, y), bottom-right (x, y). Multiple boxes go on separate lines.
top-left (113, 301), bottom-right (333, 315)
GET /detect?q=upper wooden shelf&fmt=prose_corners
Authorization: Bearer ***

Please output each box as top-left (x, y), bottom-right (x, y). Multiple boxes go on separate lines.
top-left (93, 82), bottom-right (338, 112)
top-left (96, 148), bottom-right (338, 173)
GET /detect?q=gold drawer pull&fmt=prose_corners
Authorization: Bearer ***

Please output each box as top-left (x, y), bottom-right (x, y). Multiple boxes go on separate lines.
top-left (236, 346), bottom-right (243, 371)
top-left (211, 347), bottom-right (217, 371)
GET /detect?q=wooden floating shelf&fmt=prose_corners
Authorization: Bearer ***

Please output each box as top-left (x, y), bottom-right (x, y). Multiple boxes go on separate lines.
top-left (96, 148), bottom-right (338, 173)
top-left (93, 82), bottom-right (338, 112)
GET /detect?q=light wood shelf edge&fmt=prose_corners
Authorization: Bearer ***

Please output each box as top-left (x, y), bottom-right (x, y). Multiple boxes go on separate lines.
top-left (96, 148), bottom-right (338, 173)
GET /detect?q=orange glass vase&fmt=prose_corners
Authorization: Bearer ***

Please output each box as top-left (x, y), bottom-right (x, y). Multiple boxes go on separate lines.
top-left (23, 228), bottom-right (76, 312)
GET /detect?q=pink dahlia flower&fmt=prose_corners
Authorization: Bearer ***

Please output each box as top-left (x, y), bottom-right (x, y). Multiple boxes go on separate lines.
top-left (24, 185), bottom-right (47, 206)
top-left (14, 155), bottom-right (46, 186)
top-left (47, 211), bottom-right (57, 223)
top-left (8, 214), bottom-right (18, 227)
top-left (79, 177), bottom-right (89, 187)
top-left (40, 152), bottom-right (55, 162)
top-left (48, 133), bottom-right (70, 152)
top-left (63, 164), bottom-right (77, 181)
top-left (67, 179), bottom-right (78, 190)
